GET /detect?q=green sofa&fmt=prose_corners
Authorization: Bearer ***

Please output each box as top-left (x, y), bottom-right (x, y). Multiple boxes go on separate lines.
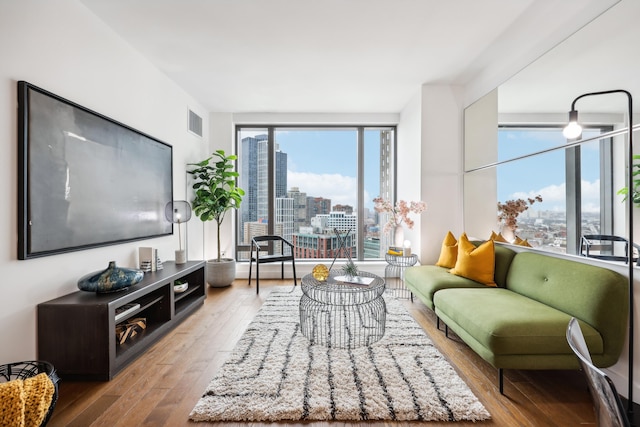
top-left (404, 244), bottom-right (629, 393)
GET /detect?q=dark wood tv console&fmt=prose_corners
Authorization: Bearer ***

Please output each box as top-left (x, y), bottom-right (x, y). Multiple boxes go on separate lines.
top-left (37, 260), bottom-right (206, 380)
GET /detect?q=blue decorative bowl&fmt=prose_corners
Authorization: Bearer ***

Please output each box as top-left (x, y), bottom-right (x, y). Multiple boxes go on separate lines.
top-left (78, 261), bottom-right (144, 293)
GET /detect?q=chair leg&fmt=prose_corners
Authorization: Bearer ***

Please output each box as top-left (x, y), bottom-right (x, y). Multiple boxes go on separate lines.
top-left (256, 262), bottom-right (260, 294)
top-left (292, 261), bottom-right (297, 288)
top-left (248, 258), bottom-right (253, 287)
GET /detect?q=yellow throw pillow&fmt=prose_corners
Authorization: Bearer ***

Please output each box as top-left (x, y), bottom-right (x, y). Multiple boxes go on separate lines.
top-left (514, 236), bottom-right (532, 247)
top-left (450, 233), bottom-right (496, 286)
top-left (435, 231), bottom-right (458, 268)
top-left (520, 239), bottom-right (532, 247)
top-left (490, 231), bottom-right (508, 243)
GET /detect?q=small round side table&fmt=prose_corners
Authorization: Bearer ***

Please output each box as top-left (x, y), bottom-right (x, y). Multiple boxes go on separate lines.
top-left (384, 253), bottom-right (418, 299)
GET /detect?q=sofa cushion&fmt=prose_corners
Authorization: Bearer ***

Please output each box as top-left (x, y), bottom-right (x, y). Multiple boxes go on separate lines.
top-left (434, 288), bottom-right (604, 356)
top-left (404, 265), bottom-right (487, 310)
top-left (486, 243), bottom-right (517, 288)
top-left (450, 234), bottom-right (496, 286)
top-left (435, 231), bottom-right (458, 268)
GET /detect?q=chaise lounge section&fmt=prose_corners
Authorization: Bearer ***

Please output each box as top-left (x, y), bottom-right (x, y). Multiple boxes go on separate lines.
top-left (405, 241), bottom-right (629, 393)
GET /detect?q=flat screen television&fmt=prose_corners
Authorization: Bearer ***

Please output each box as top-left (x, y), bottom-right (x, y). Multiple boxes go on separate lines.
top-left (18, 81), bottom-right (173, 260)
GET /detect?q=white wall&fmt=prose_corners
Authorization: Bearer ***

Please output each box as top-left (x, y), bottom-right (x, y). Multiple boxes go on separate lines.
top-left (397, 91), bottom-right (423, 256)
top-left (463, 88), bottom-right (498, 238)
top-left (418, 85), bottom-right (466, 263)
top-left (0, 0), bottom-right (208, 364)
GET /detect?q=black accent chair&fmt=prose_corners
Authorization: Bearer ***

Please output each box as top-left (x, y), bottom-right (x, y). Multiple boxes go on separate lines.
top-left (566, 317), bottom-right (630, 427)
top-left (248, 235), bottom-right (297, 294)
top-left (580, 234), bottom-right (640, 266)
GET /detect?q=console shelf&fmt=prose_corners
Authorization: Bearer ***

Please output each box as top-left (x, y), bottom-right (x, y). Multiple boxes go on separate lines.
top-left (37, 260), bottom-right (206, 380)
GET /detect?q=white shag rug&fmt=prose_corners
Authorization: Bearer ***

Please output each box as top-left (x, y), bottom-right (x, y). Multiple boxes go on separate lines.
top-left (190, 287), bottom-right (490, 422)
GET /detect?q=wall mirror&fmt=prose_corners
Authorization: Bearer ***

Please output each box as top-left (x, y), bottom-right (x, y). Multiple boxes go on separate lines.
top-left (464, 0), bottom-right (639, 260)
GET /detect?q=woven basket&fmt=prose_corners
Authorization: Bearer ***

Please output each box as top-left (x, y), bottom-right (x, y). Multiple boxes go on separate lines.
top-left (0, 360), bottom-right (60, 427)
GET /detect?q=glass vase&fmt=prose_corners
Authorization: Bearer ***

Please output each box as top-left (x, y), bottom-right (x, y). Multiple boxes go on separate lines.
top-left (394, 225), bottom-right (405, 248)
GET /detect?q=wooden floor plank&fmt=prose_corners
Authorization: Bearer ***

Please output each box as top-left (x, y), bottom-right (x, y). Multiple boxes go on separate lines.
top-left (49, 280), bottom-right (596, 426)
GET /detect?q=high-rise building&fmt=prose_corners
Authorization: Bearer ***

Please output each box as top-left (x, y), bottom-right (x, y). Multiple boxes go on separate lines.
top-left (326, 211), bottom-right (357, 232)
top-left (287, 187), bottom-right (308, 232)
top-left (378, 130), bottom-right (394, 255)
top-left (276, 197), bottom-right (294, 243)
top-left (239, 134), bottom-right (267, 233)
top-left (306, 196), bottom-right (331, 225)
top-left (239, 135), bottom-right (288, 242)
top-left (275, 148), bottom-right (287, 198)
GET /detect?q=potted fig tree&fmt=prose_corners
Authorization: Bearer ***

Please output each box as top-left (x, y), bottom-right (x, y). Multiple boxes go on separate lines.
top-left (187, 149), bottom-right (245, 287)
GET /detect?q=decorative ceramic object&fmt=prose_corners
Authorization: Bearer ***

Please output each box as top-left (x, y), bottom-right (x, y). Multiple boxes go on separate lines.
top-left (78, 261), bottom-right (144, 293)
top-left (175, 249), bottom-right (187, 264)
top-left (312, 264), bottom-right (329, 281)
top-left (174, 281), bottom-right (188, 293)
top-left (206, 258), bottom-right (235, 287)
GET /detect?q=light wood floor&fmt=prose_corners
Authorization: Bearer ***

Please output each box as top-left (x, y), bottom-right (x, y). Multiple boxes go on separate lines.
top-left (48, 280), bottom-right (597, 426)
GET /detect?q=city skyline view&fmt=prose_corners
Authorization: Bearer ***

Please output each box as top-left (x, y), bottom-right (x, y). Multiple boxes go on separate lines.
top-left (239, 129), bottom-right (387, 211)
top-left (236, 127), bottom-right (393, 260)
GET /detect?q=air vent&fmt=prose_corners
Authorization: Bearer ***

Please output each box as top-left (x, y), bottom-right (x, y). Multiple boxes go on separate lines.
top-left (188, 109), bottom-right (203, 137)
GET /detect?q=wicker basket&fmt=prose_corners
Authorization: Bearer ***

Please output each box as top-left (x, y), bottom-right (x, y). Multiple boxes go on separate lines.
top-left (0, 360), bottom-right (60, 427)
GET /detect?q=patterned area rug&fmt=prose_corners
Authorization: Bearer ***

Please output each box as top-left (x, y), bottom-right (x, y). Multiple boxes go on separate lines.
top-left (189, 287), bottom-right (490, 422)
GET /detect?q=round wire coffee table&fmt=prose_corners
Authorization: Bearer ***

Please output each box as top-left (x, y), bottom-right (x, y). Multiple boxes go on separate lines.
top-left (299, 270), bottom-right (386, 348)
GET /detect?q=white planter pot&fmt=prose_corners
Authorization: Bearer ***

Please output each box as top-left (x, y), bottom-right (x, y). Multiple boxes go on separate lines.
top-left (206, 258), bottom-right (236, 287)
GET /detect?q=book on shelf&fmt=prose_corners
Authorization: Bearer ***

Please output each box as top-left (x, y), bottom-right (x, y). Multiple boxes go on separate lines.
top-left (387, 246), bottom-right (404, 256)
top-left (115, 303), bottom-right (140, 322)
top-left (334, 275), bottom-right (376, 286)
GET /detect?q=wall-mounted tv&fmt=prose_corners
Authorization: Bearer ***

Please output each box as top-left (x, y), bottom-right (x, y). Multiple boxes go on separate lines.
top-left (18, 81), bottom-right (173, 260)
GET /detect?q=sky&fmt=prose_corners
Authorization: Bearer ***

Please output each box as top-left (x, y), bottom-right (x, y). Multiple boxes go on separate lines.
top-left (497, 128), bottom-right (602, 213)
top-left (238, 127), bottom-right (610, 215)
top-left (273, 129), bottom-right (383, 210)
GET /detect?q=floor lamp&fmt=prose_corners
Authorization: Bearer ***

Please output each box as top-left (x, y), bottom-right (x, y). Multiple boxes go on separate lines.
top-left (563, 89), bottom-right (634, 420)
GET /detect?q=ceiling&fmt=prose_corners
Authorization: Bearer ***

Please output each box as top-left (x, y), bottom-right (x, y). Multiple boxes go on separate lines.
top-left (499, 0), bottom-right (639, 115)
top-left (79, 0), bottom-right (623, 114)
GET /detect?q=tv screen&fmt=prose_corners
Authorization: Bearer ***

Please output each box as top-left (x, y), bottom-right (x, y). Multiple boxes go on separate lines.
top-left (18, 81), bottom-right (173, 259)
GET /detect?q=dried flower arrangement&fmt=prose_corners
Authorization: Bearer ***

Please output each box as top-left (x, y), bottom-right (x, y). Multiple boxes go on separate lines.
top-left (497, 195), bottom-right (543, 230)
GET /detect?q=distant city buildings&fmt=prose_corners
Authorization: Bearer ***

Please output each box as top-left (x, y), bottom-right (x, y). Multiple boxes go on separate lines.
top-left (333, 204), bottom-right (353, 214)
top-left (239, 133), bottom-right (389, 260)
top-left (306, 197), bottom-right (331, 225)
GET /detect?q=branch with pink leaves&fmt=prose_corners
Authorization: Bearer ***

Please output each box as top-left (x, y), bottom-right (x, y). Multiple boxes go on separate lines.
top-left (373, 197), bottom-right (427, 234)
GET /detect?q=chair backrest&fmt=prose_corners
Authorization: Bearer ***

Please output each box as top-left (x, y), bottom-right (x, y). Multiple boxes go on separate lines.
top-left (566, 317), bottom-right (630, 427)
top-left (251, 235), bottom-right (294, 256)
top-left (580, 234), bottom-right (631, 263)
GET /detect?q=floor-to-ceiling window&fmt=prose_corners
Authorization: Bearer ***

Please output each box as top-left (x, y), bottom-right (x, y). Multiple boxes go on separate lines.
top-left (497, 125), bottom-right (614, 254)
top-left (235, 126), bottom-right (396, 262)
